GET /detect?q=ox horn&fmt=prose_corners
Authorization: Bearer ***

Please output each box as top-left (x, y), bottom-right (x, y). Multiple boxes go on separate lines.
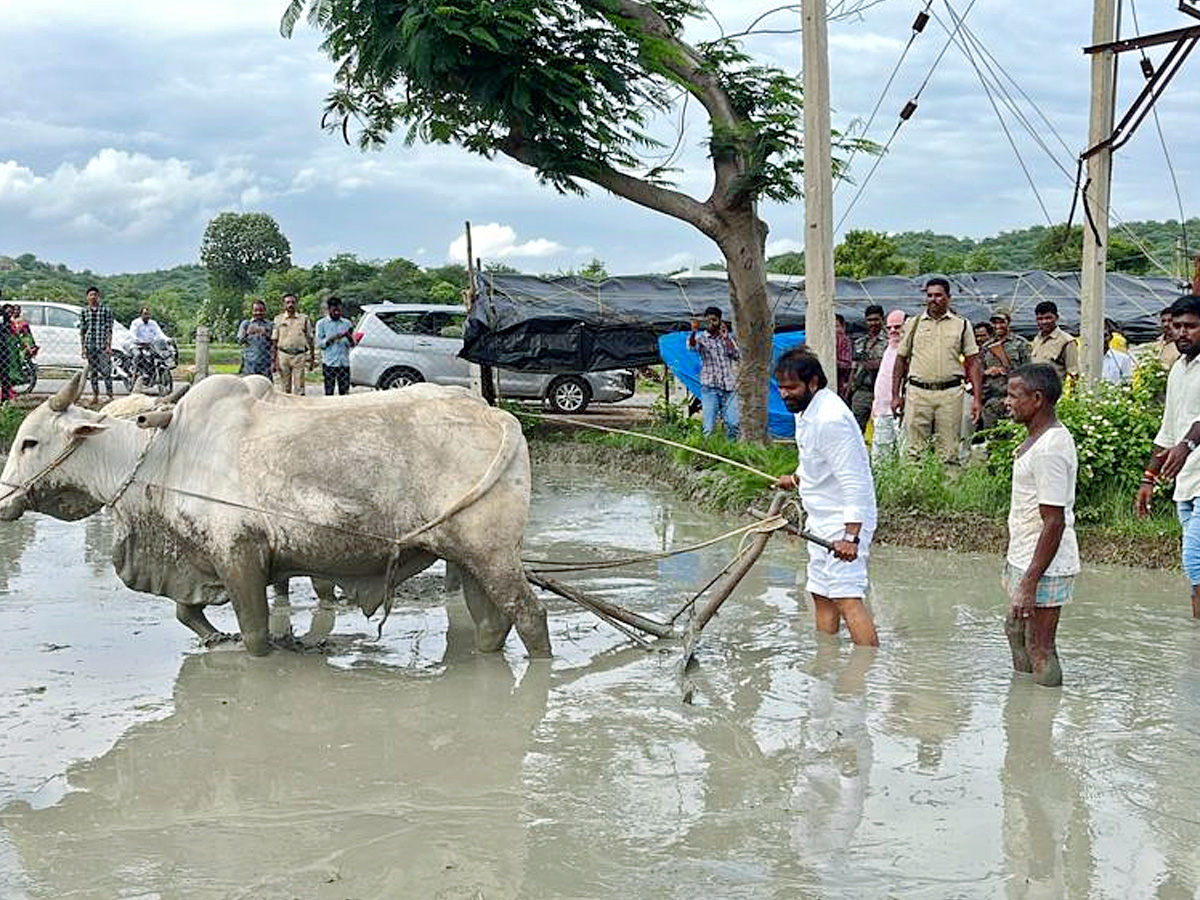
top-left (49, 371), bottom-right (87, 412)
top-left (136, 410), bottom-right (174, 429)
top-left (159, 383), bottom-right (190, 406)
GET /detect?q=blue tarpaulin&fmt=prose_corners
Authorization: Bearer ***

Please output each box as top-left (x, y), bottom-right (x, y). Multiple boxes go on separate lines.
top-left (657, 330), bottom-right (808, 440)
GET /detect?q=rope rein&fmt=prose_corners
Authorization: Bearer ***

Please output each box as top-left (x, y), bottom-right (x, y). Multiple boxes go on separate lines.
top-left (518, 410), bottom-right (779, 483)
top-left (522, 514), bottom-right (789, 572)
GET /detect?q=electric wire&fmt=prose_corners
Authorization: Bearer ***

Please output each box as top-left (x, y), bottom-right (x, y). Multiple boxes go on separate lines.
top-left (929, 4), bottom-right (1175, 275)
top-left (938, 3), bottom-right (1053, 225)
top-left (1128, 0), bottom-right (1191, 261)
top-left (834, 0), bottom-right (980, 235)
top-left (833, 0), bottom-right (934, 195)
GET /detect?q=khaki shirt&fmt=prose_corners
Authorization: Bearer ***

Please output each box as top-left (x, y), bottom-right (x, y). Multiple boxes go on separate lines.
top-left (896, 310), bottom-right (977, 382)
top-left (1030, 327), bottom-right (1079, 379)
top-left (273, 312), bottom-right (313, 353)
top-left (1149, 336), bottom-right (1181, 369)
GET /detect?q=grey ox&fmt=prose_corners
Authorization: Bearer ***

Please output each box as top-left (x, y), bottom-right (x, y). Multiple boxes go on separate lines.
top-left (0, 372), bottom-right (552, 657)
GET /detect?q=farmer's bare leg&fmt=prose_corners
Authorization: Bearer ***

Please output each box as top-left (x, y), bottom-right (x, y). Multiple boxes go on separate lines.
top-left (835, 597), bottom-right (879, 647)
top-left (1005, 612), bottom-right (1033, 673)
top-left (811, 593), bottom-right (841, 636)
top-left (1028, 606), bottom-right (1063, 688)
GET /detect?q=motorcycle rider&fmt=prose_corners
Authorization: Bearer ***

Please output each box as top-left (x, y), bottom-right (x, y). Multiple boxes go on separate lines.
top-left (129, 306), bottom-right (172, 387)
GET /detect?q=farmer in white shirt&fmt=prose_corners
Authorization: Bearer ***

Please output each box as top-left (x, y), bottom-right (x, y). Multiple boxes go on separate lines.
top-left (1136, 294), bottom-right (1200, 618)
top-left (131, 307), bottom-right (168, 344)
top-left (1003, 363), bottom-right (1078, 688)
top-left (774, 348), bottom-right (879, 646)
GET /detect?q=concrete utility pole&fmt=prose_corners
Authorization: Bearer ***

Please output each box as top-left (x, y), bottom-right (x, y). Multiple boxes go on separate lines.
top-left (1079, 0), bottom-right (1118, 383)
top-left (802, 0), bottom-right (836, 381)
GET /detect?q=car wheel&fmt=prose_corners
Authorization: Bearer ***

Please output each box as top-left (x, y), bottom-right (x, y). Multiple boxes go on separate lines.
top-left (547, 376), bottom-right (591, 414)
top-left (380, 367), bottom-right (423, 390)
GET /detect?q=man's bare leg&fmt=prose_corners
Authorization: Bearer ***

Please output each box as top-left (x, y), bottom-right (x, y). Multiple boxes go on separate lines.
top-left (1004, 613), bottom-right (1033, 673)
top-left (810, 593), bottom-right (841, 636)
top-left (1027, 607), bottom-right (1062, 687)
top-left (835, 597), bottom-right (879, 647)
top-left (1190, 584), bottom-right (1200, 619)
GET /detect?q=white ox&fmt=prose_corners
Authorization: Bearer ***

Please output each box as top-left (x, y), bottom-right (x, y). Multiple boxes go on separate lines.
top-left (0, 372), bottom-right (551, 657)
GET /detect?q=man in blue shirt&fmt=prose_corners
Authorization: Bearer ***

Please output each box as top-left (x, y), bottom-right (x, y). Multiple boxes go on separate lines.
top-left (315, 296), bottom-right (355, 395)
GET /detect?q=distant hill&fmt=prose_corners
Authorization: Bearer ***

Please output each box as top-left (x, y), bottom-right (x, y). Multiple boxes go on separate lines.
top-left (766, 218), bottom-right (1200, 277)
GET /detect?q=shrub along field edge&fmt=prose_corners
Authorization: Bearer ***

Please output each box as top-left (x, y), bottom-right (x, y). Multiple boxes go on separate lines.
top-left (520, 392), bottom-right (1181, 571)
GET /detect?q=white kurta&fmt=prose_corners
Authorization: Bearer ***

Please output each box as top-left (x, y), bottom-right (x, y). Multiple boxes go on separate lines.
top-left (793, 388), bottom-right (877, 597)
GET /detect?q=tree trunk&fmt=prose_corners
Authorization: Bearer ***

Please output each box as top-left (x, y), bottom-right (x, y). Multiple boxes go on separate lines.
top-left (717, 210), bottom-right (773, 443)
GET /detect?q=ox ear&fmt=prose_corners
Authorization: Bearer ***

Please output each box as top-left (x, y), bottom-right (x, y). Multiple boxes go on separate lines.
top-left (48, 371), bottom-right (87, 412)
top-left (69, 422), bottom-right (108, 440)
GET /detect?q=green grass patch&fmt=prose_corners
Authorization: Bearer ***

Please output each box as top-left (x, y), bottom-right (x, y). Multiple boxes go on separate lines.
top-left (0, 404), bottom-right (28, 446)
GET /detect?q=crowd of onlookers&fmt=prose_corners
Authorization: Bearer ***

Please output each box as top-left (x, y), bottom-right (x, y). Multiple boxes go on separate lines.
top-left (689, 278), bottom-right (1180, 463)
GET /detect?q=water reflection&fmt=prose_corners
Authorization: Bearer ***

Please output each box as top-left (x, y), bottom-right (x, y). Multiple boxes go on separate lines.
top-left (5, 467), bottom-right (1200, 897)
top-left (0, 518), bottom-right (36, 593)
top-left (1002, 683), bottom-right (1093, 899)
top-left (83, 513), bottom-right (111, 578)
top-left (2, 616), bottom-right (551, 899)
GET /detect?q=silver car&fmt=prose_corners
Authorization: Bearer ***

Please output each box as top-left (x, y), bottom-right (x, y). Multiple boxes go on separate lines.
top-left (348, 303), bottom-right (635, 413)
top-left (18, 301), bottom-right (136, 369)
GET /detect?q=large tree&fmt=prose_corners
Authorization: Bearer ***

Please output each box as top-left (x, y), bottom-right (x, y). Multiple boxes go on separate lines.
top-left (833, 229), bottom-right (905, 279)
top-left (281, 0), bottom-right (866, 440)
top-left (199, 212), bottom-right (292, 322)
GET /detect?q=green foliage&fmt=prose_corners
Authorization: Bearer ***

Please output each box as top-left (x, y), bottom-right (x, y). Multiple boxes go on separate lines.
top-left (0, 404), bottom-right (27, 446)
top-left (199, 212), bottom-right (292, 321)
top-left (766, 251), bottom-right (804, 276)
top-left (578, 258), bottom-right (610, 281)
top-left (834, 229), bottom-right (906, 279)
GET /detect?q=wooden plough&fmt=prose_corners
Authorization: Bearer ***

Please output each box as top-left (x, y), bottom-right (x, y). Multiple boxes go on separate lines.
top-left (523, 492), bottom-right (834, 694)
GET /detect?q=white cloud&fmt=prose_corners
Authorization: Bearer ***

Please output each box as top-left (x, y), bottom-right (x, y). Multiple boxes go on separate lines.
top-left (447, 223), bottom-right (564, 263)
top-left (0, 149), bottom-right (259, 239)
top-left (765, 238), bottom-right (804, 257)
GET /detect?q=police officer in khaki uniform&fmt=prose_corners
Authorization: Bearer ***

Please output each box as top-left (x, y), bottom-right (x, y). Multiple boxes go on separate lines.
top-left (271, 293), bottom-right (315, 394)
top-left (1029, 300), bottom-right (1079, 383)
top-left (891, 278), bottom-right (982, 463)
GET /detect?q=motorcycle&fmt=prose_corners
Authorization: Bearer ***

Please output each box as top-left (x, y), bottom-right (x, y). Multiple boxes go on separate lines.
top-left (117, 339), bottom-right (177, 396)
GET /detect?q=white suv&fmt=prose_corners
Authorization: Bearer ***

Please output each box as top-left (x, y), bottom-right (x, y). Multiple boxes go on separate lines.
top-left (348, 302), bottom-right (635, 413)
top-left (17, 301), bottom-right (136, 369)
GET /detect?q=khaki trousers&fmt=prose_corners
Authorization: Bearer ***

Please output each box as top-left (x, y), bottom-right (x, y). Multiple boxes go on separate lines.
top-left (277, 352), bottom-right (308, 394)
top-left (904, 384), bottom-right (963, 464)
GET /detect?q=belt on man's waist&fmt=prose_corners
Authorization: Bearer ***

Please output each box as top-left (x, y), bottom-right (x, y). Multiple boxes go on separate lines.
top-left (907, 376), bottom-right (962, 391)
top-left (278, 347), bottom-right (308, 355)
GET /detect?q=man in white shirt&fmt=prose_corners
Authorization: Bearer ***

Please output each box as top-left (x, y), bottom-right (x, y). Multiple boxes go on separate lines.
top-left (774, 349), bottom-right (879, 646)
top-left (131, 307), bottom-right (168, 345)
top-left (1003, 363), bottom-right (1078, 688)
top-left (1136, 294), bottom-right (1200, 618)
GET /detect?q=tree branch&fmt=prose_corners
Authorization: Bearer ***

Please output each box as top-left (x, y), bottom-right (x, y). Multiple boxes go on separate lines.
top-left (583, 0), bottom-right (746, 206)
top-left (497, 131), bottom-right (720, 238)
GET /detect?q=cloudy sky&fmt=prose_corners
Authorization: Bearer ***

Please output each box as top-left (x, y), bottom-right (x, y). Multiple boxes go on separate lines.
top-left (1, 0), bottom-right (1197, 276)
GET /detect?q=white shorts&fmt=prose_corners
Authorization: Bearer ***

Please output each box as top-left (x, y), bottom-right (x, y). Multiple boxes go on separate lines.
top-left (805, 518), bottom-right (873, 599)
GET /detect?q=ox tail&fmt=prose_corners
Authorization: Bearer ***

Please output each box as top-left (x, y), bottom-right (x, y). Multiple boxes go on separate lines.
top-left (391, 408), bottom-right (524, 547)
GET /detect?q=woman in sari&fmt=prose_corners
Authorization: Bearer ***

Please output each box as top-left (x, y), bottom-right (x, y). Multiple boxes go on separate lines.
top-left (7, 303), bottom-right (38, 398)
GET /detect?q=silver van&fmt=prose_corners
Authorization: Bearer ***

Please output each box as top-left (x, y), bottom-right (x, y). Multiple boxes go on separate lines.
top-left (348, 303), bottom-right (635, 413)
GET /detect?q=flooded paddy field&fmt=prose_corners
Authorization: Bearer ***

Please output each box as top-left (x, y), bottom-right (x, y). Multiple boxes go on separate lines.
top-left (1, 465), bottom-right (1199, 899)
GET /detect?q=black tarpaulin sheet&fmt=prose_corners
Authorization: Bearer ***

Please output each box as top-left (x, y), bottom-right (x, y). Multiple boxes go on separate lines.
top-left (461, 271), bottom-right (1190, 372)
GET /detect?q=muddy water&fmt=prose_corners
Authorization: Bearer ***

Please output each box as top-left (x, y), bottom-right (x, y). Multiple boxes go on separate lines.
top-left (1, 466), bottom-right (1199, 898)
